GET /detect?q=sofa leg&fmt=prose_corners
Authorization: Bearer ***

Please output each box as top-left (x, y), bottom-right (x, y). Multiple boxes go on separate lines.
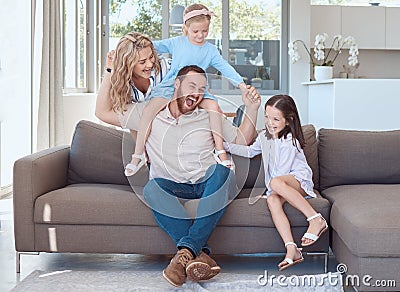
top-left (16, 252), bottom-right (39, 273)
top-left (304, 252), bottom-right (329, 273)
top-left (324, 252), bottom-right (329, 273)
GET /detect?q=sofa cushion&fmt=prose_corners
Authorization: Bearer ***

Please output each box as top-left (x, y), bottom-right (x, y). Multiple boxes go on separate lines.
top-left (219, 195), bottom-right (330, 228)
top-left (318, 128), bottom-right (400, 190)
top-left (68, 120), bottom-right (150, 185)
top-left (322, 184), bottom-right (400, 257)
top-left (233, 155), bottom-right (265, 189)
top-left (302, 124), bottom-right (319, 190)
top-left (34, 184), bottom-right (157, 226)
top-left (35, 184), bottom-right (330, 229)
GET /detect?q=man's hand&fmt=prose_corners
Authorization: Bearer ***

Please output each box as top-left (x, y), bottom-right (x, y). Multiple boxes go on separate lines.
top-left (235, 85), bottom-right (261, 145)
top-left (242, 84), bottom-right (261, 112)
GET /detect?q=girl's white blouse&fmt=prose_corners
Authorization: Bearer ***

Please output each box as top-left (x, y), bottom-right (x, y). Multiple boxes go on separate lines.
top-left (225, 130), bottom-right (316, 198)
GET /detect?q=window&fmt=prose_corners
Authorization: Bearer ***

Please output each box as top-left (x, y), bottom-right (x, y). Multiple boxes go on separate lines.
top-left (311, 0), bottom-right (400, 5)
top-left (226, 0), bottom-right (283, 92)
top-left (62, 0), bottom-right (88, 92)
top-left (106, 0), bottom-right (288, 94)
top-left (62, 0), bottom-right (288, 94)
top-left (109, 0), bottom-right (162, 43)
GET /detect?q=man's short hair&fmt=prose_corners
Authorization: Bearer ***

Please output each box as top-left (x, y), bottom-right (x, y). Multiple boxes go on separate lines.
top-left (176, 65), bottom-right (206, 81)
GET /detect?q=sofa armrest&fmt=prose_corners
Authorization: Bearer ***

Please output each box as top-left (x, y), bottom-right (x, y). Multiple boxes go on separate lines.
top-left (13, 145), bottom-right (70, 252)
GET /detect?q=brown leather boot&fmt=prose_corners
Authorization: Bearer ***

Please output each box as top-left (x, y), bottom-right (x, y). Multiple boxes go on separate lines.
top-left (186, 251), bottom-right (220, 282)
top-left (162, 249), bottom-right (194, 287)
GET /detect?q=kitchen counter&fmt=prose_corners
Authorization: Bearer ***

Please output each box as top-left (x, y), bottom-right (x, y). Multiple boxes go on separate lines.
top-left (303, 79), bottom-right (400, 131)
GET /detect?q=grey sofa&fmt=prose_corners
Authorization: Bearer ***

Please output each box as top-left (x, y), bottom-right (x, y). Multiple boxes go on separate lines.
top-left (13, 120), bottom-right (330, 273)
top-left (317, 129), bottom-right (400, 291)
top-left (15, 120), bottom-right (400, 290)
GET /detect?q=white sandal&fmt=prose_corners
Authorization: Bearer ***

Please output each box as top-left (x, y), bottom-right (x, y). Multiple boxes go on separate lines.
top-left (301, 213), bottom-right (328, 247)
top-left (279, 242), bottom-right (304, 271)
top-left (124, 154), bottom-right (147, 177)
top-left (213, 149), bottom-right (235, 171)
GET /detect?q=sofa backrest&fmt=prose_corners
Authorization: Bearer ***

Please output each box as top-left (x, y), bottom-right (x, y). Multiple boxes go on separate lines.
top-left (68, 120), bottom-right (132, 185)
top-left (302, 124), bottom-right (319, 190)
top-left (67, 120), bottom-right (319, 191)
top-left (318, 128), bottom-right (400, 190)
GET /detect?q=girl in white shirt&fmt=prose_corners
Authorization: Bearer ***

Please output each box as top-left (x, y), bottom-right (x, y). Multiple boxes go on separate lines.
top-left (225, 95), bottom-right (328, 271)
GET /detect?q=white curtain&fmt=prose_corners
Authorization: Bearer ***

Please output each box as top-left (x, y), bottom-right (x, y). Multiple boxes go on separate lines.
top-left (35, 0), bottom-right (64, 151)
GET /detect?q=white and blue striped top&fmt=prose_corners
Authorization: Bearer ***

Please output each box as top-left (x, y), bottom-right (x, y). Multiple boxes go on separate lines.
top-left (129, 56), bottom-right (171, 102)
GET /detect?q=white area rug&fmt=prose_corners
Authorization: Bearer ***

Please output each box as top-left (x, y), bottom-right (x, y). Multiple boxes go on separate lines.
top-left (12, 270), bottom-right (344, 292)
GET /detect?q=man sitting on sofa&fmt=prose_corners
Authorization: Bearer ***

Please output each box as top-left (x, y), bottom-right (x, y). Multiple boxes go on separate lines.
top-left (96, 65), bottom-right (261, 287)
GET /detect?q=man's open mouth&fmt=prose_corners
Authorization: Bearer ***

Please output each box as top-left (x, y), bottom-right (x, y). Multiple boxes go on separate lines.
top-left (185, 96), bottom-right (198, 107)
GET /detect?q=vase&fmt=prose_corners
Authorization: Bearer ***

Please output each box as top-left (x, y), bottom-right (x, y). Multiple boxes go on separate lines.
top-left (314, 66), bottom-right (333, 81)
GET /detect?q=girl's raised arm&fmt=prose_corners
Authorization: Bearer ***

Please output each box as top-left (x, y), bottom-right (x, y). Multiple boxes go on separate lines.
top-left (224, 134), bottom-right (263, 158)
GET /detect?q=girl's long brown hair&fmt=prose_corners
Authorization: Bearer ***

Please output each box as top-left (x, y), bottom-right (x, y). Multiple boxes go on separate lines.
top-left (265, 94), bottom-right (306, 150)
top-left (110, 32), bottom-right (160, 113)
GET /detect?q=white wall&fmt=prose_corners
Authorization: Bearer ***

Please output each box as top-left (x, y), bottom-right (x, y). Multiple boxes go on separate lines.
top-left (331, 49), bottom-right (400, 79)
top-left (0, 1), bottom-right (31, 187)
top-left (63, 94), bottom-right (99, 144)
top-left (288, 0), bottom-right (311, 124)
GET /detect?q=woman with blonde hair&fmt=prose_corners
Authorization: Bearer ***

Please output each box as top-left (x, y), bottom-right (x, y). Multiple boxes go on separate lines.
top-left (96, 31), bottom-right (170, 132)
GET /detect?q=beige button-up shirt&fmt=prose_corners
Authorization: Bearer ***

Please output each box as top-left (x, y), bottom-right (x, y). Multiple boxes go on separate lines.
top-left (119, 102), bottom-right (238, 183)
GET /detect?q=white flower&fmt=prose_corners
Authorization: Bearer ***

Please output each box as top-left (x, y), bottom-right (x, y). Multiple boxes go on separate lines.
top-left (314, 48), bottom-right (325, 61)
top-left (348, 43), bottom-right (359, 66)
top-left (314, 33), bottom-right (327, 47)
top-left (348, 55), bottom-right (358, 66)
top-left (349, 44), bottom-right (359, 56)
top-left (288, 42), bottom-right (300, 63)
top-left (288, 33), bottom-right (359, 67)
top-left (292, 52), bottom-right (300, 63)
top-left (344, 36), bottom-right (355, 45)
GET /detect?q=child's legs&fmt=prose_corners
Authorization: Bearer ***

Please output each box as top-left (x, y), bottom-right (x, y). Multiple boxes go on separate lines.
top-left (199, 98), bottom-right (227, 161)
top-left (266, 193), bottom-right (293, 244)
top-left (134, 97), bottom-right (168, 158)
top-left (269, 175), bottom-right (316, 218)
top-left (267, 193), bottom-right (302, 265)
top-left (129, 130), bottom-right (137, 142)
top-left (269, 175), bottom-right (327, 246)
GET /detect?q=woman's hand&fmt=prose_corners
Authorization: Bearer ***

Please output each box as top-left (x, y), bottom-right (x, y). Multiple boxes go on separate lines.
top-left (106, 50), bottom-right (115, 70)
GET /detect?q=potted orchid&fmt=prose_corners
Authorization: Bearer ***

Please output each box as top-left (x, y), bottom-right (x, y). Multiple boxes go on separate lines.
top-left (288, 33), bottom-right (359, 81)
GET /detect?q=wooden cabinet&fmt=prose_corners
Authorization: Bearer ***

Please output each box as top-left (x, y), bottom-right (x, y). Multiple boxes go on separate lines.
top-left (386, 7), bottom-right (400, 49)
top-left (311, 5), bottom-right (399, 50)
top-left (342, 6), bottom-right (385, 49)
top-left (310, 5), bottom-right (341, 46)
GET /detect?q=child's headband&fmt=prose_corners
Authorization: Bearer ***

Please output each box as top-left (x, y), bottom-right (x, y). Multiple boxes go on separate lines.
top-left (183, 8), bottom-right (216, 23)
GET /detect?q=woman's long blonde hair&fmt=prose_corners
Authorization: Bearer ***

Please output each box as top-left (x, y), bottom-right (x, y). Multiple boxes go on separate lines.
top-left (110, 32), bottom-right (160, 113)
top-left (182, 3), bottom-right (212, 36)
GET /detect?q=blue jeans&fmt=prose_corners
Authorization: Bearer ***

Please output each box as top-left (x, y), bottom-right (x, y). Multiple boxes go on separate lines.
top-left (143, 164), bottom-right (236, 256)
